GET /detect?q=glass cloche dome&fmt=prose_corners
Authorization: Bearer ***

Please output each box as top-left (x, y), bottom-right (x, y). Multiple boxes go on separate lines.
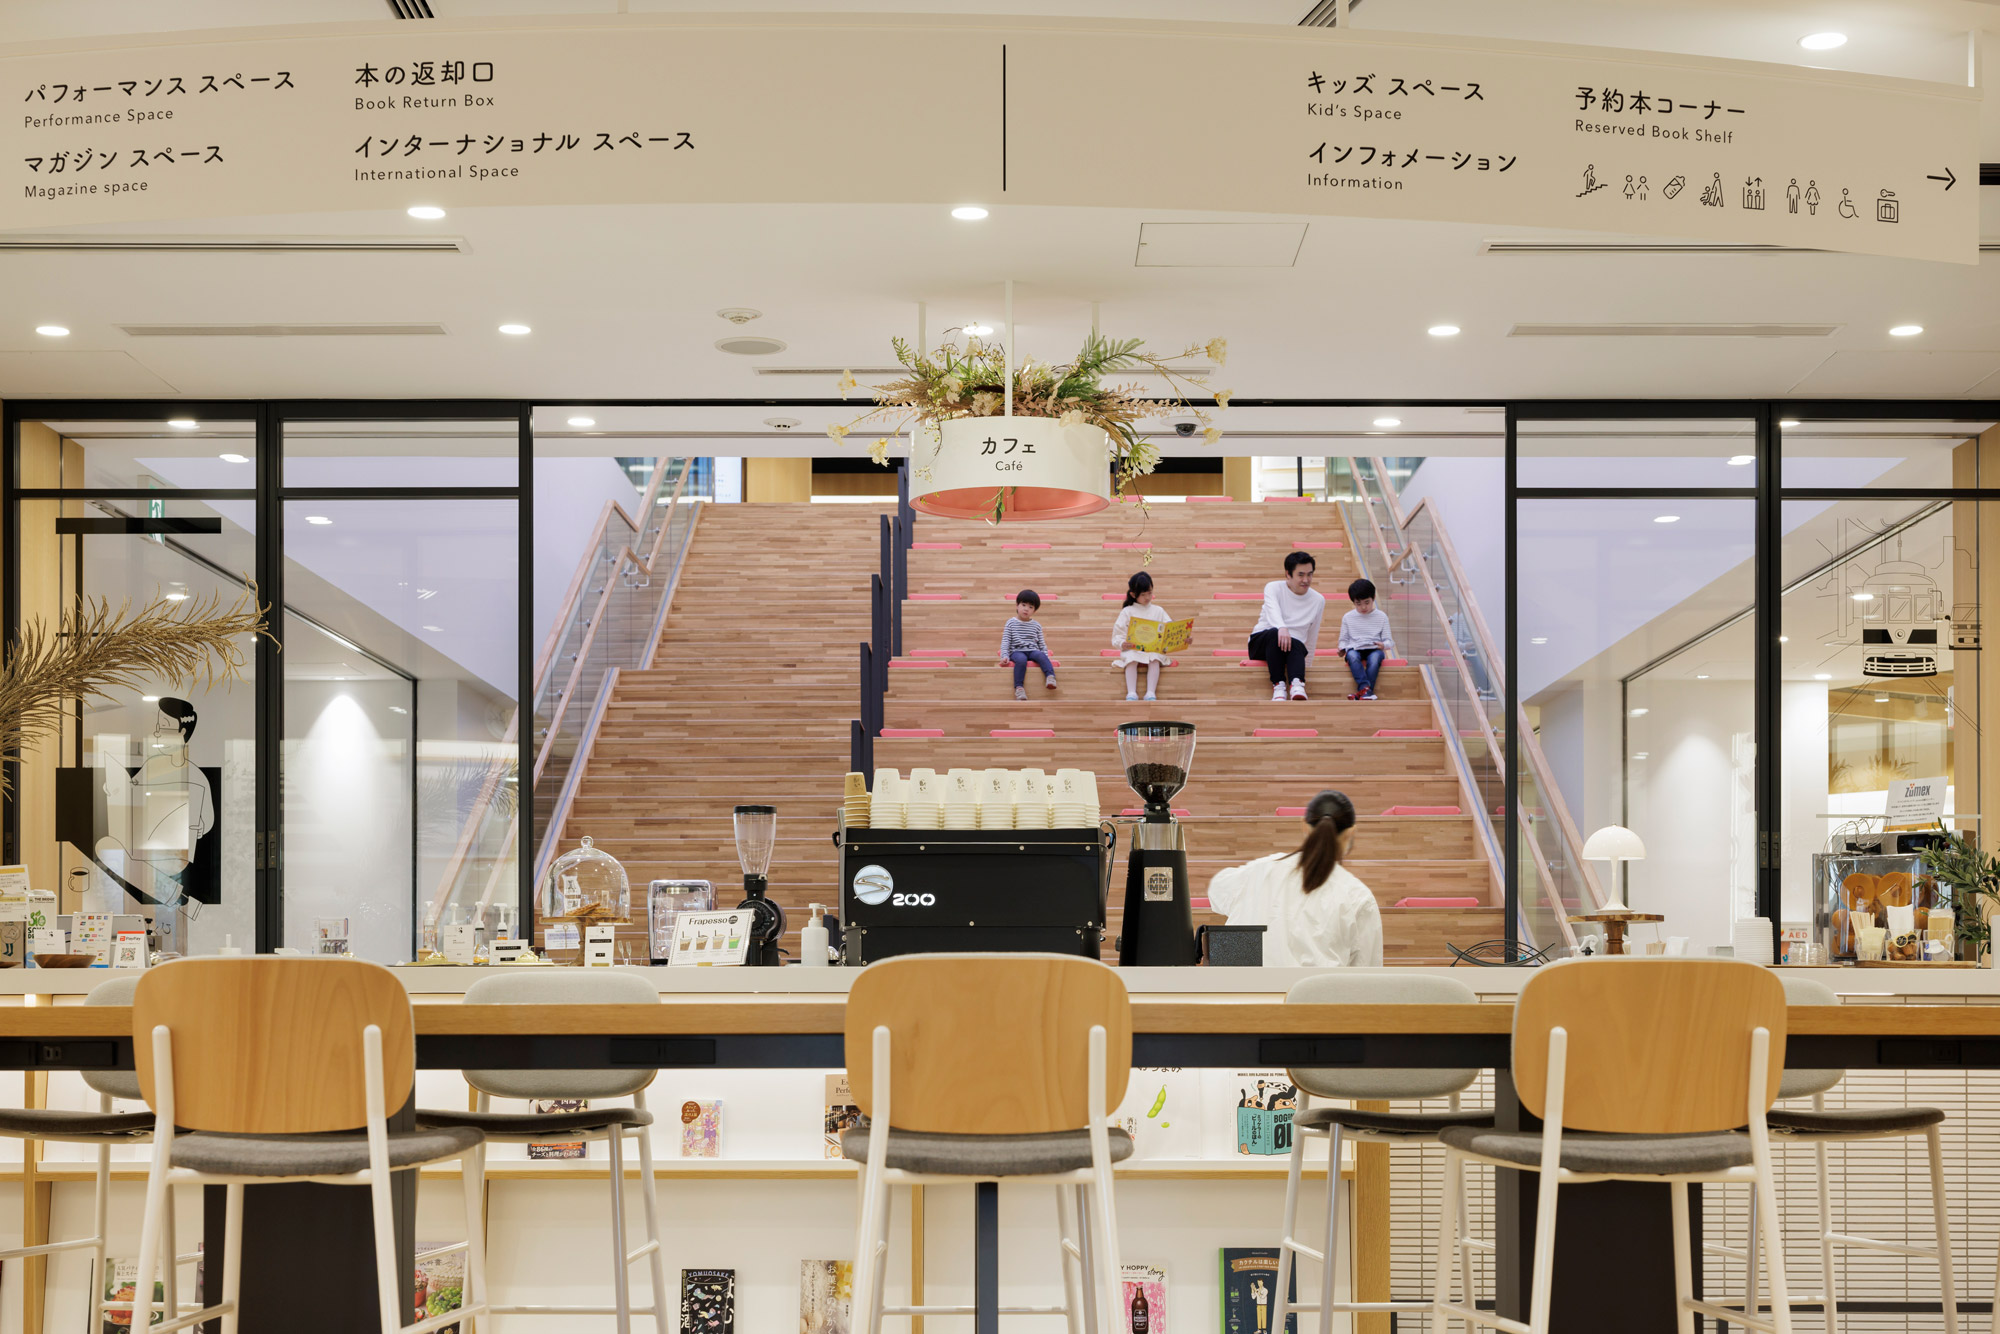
top-left (541, 835), bottom-right (632, 923)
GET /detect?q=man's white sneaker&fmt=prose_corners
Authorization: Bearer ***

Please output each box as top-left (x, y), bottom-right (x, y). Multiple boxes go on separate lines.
top-left (1271, 684), bottom-right (1288, 702)
top-left (1290, 680), bottom-right (1309, 701)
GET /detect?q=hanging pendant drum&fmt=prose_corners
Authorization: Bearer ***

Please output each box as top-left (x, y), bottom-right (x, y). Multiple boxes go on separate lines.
top-left (912, 416), bottom-right (1112, 521)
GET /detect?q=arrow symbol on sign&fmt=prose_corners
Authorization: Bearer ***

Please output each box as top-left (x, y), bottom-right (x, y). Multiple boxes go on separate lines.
top-left (1926, 167), bottom-right (1957, 190)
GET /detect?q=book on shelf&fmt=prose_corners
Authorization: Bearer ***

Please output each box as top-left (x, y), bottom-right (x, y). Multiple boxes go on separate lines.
top-left (1230, 1072), bottom-right (1298, 1156)
top-left (681, 1267), bottom-right (736, 1334)
top-left (1114, 1067), bottom-right (1202, 1159)
top-left (800, 1260), bottom-right (854, 1334)
top-left (1122, 1263), bottom-right (1167, 1334)
top-left (825, 1074), bottom-right (861, 1160)
top-left (1221, 1248), bottom-right (1297, 1334)
top-left (681, 1099), bottom-right (722, 1157)
top-left (100, 1258), bottom-right (161, 1333)
top-left (527, 1097), bottom-right (589, 1160)
top-left (415, 1239), bottom-right (465, 1334)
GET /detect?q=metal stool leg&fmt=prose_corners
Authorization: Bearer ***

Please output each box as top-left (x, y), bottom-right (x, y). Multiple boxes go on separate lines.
top-left (1272, 1103), bottom-right (1308, 1334)
top-left (1056, 1185), bottom-right (1086, 1334)
top-left (1924, 1125), bottom-right (1959, 1334)
top-left (1320, 1121), bottom-right (1344, 1323)
top-left (974, 1181), bottom-right (1000, 1334)
top-left (605, 1122), bottom-right (633, 1334)
top-left (632, 1119), bottom-right (671, 1334)
top-left (88, 1137), bottom-right (110, 1334)
top-left (1812, 1140), bottom-right (1837, 1334)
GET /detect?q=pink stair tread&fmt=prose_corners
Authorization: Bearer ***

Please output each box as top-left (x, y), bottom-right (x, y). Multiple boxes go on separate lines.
top-left (1196, 541), bottom-right (1246, 550)
top-left (1273, 806), bottom-right (1307, 817)
top-left (1252, 727), bottom-right (1319, 738)
top-left (1187, 496), bottom-right (1234, 503)
top-left (1384, 658), bottom-right (1408, 666)
top-left (910, 649), bottom-right (965, 658)
top-left (1394, 897), bottom-right (1482, 909)
top-left (912, 541), bottom-right (962, 550)
top-left (1214, 592), bottom-right (1263, 600)
top-left (889, 660), bottom-right (950, 669)
top-left (881, 728), bottom-right (944, 738)
top-left (1101, 593), bottom-right (1125, 600)
top-left (1212, 648), bottom-right (1241, 657)
top-left (1375, 728), bottom-right (1442, 738)
top-left (1262, 495), bottom-right (1312, 503)
top-left (1002, 542), bottom-right (1052, 550)
top-left (992, 728), bottom-right (1055, 738)
top-left (1383, 805), bottom-right (1463, 816)
top-left (1102, 542), bottom-right (1152, 550)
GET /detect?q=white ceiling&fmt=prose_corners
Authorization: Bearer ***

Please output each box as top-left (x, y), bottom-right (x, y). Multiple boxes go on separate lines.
top-left (2, 1), bottom-right (1998, 409)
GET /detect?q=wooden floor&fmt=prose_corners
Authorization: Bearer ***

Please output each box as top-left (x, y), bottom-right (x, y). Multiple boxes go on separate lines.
top-left (556, 498), bottom-right (1502, 964)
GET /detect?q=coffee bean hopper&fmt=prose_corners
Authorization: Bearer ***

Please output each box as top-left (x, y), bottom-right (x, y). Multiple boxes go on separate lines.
top-left (1115, 720), bottom-right (1200, 966)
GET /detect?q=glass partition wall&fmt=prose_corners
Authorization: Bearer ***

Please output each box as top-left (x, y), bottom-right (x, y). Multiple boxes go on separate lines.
top-left (7, 398), bottom-right (1999, 962)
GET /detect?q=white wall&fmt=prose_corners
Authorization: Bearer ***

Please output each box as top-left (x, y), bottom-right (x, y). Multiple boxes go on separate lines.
top-left (1625, 680), bottom-right (1757, 953)
top-left (532, 455), bottom-right (645, 660)
top-left (1393, 455), bottom-right (1505, 648)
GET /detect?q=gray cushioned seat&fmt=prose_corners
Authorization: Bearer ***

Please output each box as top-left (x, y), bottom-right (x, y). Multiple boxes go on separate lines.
top-left (414, 1106), bottom-right (652, 1139)
top-left (1768, 1105), bottom-right (1944, 1136)
top-left (169, 1125), bottom-right (482, 1177)
top-left (0, 1107), bottom-right (154, 1140)
top-left (840, 1123), bottom-right (1134, 1176)
top-left (1296, 1106), bottom-right (1494, 1136)
top-left (1438, 1125), bottom-right (1751, 1176)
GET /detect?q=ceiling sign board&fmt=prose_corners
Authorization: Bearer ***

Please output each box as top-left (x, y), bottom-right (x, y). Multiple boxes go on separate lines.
top-left (0, 16), bottom-right (1978, 263)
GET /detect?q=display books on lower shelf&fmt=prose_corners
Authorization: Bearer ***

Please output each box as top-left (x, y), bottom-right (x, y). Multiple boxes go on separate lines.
top-left (681, 1099), bottom-right (722, 1157)
top-left (1221, 1249), bottom-right (1297, 1334)
top-left (825, 1075), bottom-right (860, 1159)
top-left (528, 1098), bottom-right (588, 1159)
top-left (681, 1268), bottom-right (736, 1334)
top-left (101, 1259), bottom-right (160, 1333)
top-left (1122, 1263), bottom-right (1167, 1334)
top-left (801, 1260), bottom-right (854, 1334)
top-left (415, 1241), bottom-right (466, 1334)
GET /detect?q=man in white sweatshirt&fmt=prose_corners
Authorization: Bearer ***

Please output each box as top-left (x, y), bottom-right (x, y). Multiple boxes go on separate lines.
top-left (1247, 551), bottom-right (1327, 701)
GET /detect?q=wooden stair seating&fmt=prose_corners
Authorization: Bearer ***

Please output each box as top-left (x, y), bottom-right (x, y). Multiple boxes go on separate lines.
top-left (555, 500), bottom-right (1502, 964)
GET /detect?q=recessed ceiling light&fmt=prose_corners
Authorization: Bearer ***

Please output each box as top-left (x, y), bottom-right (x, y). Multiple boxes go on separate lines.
top-left (34, 324), bottom-right (68, 337)
top-left (305, 515), bottom-right (333, 525)
top-left (951, 205), bottom-right (989, 220)
top-left (1696, 674), bottom-right (1710, 680)
top-left (1654, 515), bottom-right (1680, 524)
top-left (1779, 419), bottom-right (1801, 428)
top-left (1372, 417), bottom-right (1402, 428)
top-left (219, 452), bottom-right (250, 464)
top-left (1630, 707), bottom-right (1649, 717)
top-left (141, 695), bottom-right (160, 703)
top-left (567, 416), bottom-right (596, 428)
top-left (1778, 635), bottom-right (1789, 643)
top-left (406, 205), bottom-right (445, 220)
top-left (1799, 32), bottom-right (1847, 51)
top-left (422, 624), bottom-right (444, 632)
top-left (1889, 324), bottom-right (1923, 337)
top-left (1814, 673), bottom-right (1832, 680)
top-left (1874, 696), bottom-right (1889, 703)
top-left (498, 323), bottom-right (531, 336)
top-left (1427, 325), bottom-right (1460, 338)
top-left (163, 592), bottom-right (188, 602)
top-left (1632, 752), bottom-right (1649, 760)
top-left (1851, 591), bottom-right (1875, 601)
top-left (1727, 455), bottom-right (1754, 466)
top-left (167, 418), bottom-right (198, 430)
top-left (1530, 637), bottom-right (1548, 644)
top-left (389, 705), bottom-right (408, 714)
top-left (965, 324), bottom-right (993, 337)
top-left (715, 335), bottom-right (788, 356)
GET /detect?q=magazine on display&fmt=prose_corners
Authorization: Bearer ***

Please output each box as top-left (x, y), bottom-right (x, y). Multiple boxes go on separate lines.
top-left (1230, 1073), bottom-right (1298, 1156)
top-left (100, 1259), bottom-right (160, 1333)
top-left (825, 1074), bottom-right (861, 1159)
top-left (681, 1268), bottom-right (737, 1334)
top-left (526, 1097), bottom-right (589, 1160)
top-left (1220, 1248), bottom-right (1297, 1334)
top-left (1122, 1264), bottom-right (1167, 1334)
top-left (800, 1260), bottom-right (854, 1334)
top-left (681, 1099), bottom-right (722, 1157)
top-left (1114, 1068), bottom-right (1202, 1159)
top-left (415, 1241), bottom-right (465, 1334)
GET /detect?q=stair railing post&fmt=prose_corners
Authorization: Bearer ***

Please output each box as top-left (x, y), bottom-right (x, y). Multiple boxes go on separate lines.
top-left (898, 460), bottom-right (914, 549)
top-left (880, 513), bottom-right (901, 658)
top-left (859, 642), bottom-right (876, 737)
top-left (892, 517), bottom-right (908, 657)
top-left (851, 718), bottom-right (868, 779)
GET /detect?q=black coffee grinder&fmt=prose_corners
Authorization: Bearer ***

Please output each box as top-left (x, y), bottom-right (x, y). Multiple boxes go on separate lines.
top-left (733, 804), bottom-right (787, 967)
top-left (1115, 721), bottom-right (1200, 967)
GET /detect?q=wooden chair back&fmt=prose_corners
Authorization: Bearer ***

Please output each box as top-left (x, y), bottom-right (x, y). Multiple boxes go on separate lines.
top-left (1513, 959), bottom-right (1786, 1134)
top-left (844, 953), bottom-right (1132, 1135)
top-left (133, 958), bottom-right (415, 1134)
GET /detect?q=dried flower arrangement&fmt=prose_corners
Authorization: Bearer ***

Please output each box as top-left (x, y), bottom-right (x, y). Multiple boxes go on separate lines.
top-left (0, 589), bottom-right (273, 796)
top-left (828, 330), bottom-right (1229, 498)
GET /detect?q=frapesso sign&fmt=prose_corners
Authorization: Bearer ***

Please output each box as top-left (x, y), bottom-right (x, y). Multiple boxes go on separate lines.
top-left (0, 14), bottom-right (1979, 262)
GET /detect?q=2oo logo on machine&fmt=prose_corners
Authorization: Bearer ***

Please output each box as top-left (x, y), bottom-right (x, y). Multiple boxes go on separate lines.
top-left (852, 865), bottom-right (935, 908)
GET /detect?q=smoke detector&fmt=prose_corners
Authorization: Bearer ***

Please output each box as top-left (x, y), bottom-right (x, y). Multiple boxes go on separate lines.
top-left (716, 307), bottom-right (762, 325)
top-left (716, 335), bottom-right (788, 356)
top-left (764, 417), bottom-right (802, 431)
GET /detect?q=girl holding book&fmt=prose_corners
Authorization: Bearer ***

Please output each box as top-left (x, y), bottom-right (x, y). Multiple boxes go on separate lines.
top-left (1112, 571), bottom-right (1176, 701)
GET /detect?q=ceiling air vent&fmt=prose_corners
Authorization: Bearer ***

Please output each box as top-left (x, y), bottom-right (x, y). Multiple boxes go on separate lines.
top-left (1509, 323), bottom-right (1839, 339)
top-left (0, 234), bottom-right (465, 254)
top-left (717, 336), bottom-right (789, 356)
top-left (120, 323), bottom-right (449, 337)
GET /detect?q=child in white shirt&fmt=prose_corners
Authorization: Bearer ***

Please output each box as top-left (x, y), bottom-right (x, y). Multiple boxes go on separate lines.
top-left (1111, 571), bottom-right (1175, 702)
top-left (1338, 578), bottom-right (1397, 701)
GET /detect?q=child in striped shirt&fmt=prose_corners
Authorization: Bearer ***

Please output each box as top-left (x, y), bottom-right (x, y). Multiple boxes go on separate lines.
top-left (999, 589), bottom-right (1057, 700)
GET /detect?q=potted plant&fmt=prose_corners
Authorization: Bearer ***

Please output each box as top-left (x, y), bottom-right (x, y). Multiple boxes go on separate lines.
top-left (1922, 822), bottom-right (1998, 964)
top-left (830, 330), bottom-right (1228, 522)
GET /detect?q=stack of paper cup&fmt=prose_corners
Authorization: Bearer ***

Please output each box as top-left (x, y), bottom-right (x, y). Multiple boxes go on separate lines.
top-left (979, 769), bottom-right (1014, 830)
top-left (1731, 917), bottom-right (1776, 966)
top-left (944, 769), bottom-right (979, 829)
top-left (1038, 775), bottom-right (1061, 829)
top-left (1079, 770), bottom-right (1102, 826)
top-left (906, 769), bottom-right (943, 830)
top-left (869, 770), bottom-right (906, 829)
top-left (842, 772), bottom-right (871, 829)
top-left (1015, 768), bottom-right (1049, 829)
top-left (1054, 770), bottom-right (1093, 828)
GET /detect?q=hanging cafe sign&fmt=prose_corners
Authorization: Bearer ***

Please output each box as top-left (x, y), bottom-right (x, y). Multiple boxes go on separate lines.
top-left (0, 14), bottom-right (1980, 263)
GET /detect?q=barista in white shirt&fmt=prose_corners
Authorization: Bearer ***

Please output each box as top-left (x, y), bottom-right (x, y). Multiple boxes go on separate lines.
top-left (1207, 790), bottom-right (1382, 968)
top-left (1248, 551), bottom-right (1327, 702)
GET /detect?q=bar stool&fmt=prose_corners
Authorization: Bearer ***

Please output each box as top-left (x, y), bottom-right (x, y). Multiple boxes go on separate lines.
top-left (844, 953), bottom-right (1133, 1334)
top-left (128, 956), bottom-right (490, 1334)
top-left (0, 977), bottom-right (163, 1330)
top-left (415, 967), bottom-right (670, 1334)
top-left (1271, 971), bottom-right (1492, 1332)
top-left (1432, 958), bottom-right (1797, 1334)
top-left (1719, 973), bottom-right (1957, 1334)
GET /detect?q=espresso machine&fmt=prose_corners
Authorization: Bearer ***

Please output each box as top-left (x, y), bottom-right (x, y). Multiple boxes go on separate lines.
top-left (733, 804), bottom-right (787, 967)
top-left (1115, 721), bottom-right (1200, 967)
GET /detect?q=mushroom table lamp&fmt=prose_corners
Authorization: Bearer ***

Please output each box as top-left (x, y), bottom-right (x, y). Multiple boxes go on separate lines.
top-left (1581, 824), bottom-right (1647, 913)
